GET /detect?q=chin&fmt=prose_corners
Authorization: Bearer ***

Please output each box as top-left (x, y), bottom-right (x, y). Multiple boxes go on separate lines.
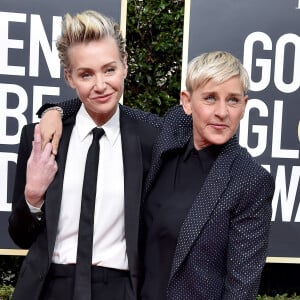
top-left (210, 137), bottom-right (230, 145)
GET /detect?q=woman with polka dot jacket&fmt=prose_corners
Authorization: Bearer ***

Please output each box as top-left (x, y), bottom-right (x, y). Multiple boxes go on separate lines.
top-left (38, 51), bottom-right (275, 300)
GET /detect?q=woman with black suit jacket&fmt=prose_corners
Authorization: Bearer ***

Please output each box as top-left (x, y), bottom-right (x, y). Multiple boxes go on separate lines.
top-left (9, 10), bottom-right (159, 300)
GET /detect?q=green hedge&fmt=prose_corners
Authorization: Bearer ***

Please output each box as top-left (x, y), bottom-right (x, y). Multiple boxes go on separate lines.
top-left (0, 285), bottom-right (13, 300)
top-left (0, 285), bottom-right (299, 300)
top-left (257, 295), bottom-right (300, 299)
top-left (124, 0), bottom-right (184, 115)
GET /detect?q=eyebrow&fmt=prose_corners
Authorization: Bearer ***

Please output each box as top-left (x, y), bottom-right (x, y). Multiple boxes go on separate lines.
top-left (75, 61), bottom-right (119, 71)
top-left (228, 92), bottom-right (244, 97)
top-left (102, 61), bottom-right (118, 66)
top-left (201, 91), bottom-right (244, 97)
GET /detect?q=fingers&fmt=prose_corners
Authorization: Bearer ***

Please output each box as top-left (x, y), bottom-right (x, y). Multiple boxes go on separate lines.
top-left (31, 124), bottom-right (42, 157)
top-left (51, 129), bottom-right (62, 156)
top-left (26, 142), bottom-right (58, 207)
top-left (41, 135), bottom-right (53, 152)
top-left (31, 124), bottom-right (55, 159)
top-left (40, 127), bottom-right (54, 152)
top-left (39, 109), bottom-right (63, 154)
top-left (34, 123), bottom-right (41, 143)
top-left (43, 142), bottom-right (54, 157)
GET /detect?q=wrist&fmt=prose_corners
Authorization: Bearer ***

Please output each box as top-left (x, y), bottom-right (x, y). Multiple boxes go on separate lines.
top-left (41, 106), bottom-right (64, 119)
top-left (25, 185), bottom-right (44, 208)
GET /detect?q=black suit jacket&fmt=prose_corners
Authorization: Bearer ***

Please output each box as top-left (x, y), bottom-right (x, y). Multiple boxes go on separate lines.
top-left (9, 103), bottom-right (159, 300)
top-left (144, 105), bottom-right (275, 300)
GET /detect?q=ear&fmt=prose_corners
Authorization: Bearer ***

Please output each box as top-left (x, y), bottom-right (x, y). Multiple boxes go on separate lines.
top-left (181, 90), bottom-right (192, 115)
top-left (122, 55), bottom-right (128, 79)
top-left (240, 95), bottom-right (248, 119)
top-left (64, 69), bottom-right (75, 89)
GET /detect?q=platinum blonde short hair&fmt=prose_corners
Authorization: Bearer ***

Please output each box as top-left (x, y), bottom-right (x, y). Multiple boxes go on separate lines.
top-left (56, 10), bottom-right (126, 69)
top-left (185, 51), bottom-right (250, 94)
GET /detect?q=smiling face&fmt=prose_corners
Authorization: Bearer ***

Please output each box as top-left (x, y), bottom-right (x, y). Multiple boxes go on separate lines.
top-left (181, 76), bottom-right (248, 150)
top-left (65, 37), bottom-right (127, 126)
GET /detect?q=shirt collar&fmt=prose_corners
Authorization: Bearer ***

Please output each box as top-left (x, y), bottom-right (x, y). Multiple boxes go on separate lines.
top-left (183, 137), bottom-right (222, 173)
top-left (75, 104), bottom-right (120, 146)
top-left (182, 138), bottom-right (196, 162)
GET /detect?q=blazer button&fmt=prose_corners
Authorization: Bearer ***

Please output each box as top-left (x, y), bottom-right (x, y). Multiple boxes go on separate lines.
top-left (39, 272), bottom-right (45, 281)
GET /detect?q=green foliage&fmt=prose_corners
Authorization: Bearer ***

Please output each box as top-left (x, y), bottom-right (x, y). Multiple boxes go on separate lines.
top-left (0, 256), bottom-right (24, 287)
top-left (1, 286), bottom-right (299, 300)
top-left (257, 294), bottom-right (300, 299)
top-left (124, 0), bottom-right (184, 116)
top-left (0, 285), bottom-right (14, 299)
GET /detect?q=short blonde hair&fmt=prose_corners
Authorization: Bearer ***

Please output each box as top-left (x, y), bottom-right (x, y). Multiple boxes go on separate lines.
top-left (186, 51), bottom-right (249, 94)
top-left (56, 10), bottom-right (126, 69)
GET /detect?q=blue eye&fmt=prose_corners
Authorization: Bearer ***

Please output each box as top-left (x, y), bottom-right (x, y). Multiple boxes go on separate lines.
top-left (105, 67), bottom-right (116, 74)
top-left (229, 97), bottom-right (238, 103)
top-left (204, 95), bottom-right (216, 103)
top-left (228, 97), bottom-right (241, 106)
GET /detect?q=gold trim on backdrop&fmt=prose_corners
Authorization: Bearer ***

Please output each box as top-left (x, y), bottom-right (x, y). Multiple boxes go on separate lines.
top-left (120, 0), bottom-right (127, 38)
top-left (0, 249), bottom-right (28, 256)
top-left (120, 0), bottom-right (128, 105)
top-left (180, 0), bottom-right (191, 93)
top-left (266, 257), bottom-right (300, 264)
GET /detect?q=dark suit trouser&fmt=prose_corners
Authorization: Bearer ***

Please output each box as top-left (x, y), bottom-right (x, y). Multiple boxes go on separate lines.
top-left (40, 264), bottom-right (131, 300)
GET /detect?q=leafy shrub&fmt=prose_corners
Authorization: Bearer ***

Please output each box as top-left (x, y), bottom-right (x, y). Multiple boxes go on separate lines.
top-left (257, 294), bottom-right (300, 300)
top-left (0, 285), bottom-right (14, 300)
top-left (124, 0), bottom-right (184, 116)
top-left (0, 256), bottom-right (24, 287)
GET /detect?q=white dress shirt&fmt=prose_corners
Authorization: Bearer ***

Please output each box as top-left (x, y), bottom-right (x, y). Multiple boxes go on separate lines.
top-left (42, 105), bottom-right (127, 269)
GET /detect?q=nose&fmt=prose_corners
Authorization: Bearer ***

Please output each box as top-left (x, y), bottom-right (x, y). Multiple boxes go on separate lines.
top-left (215, 100), bottom-right (228, 118)
top-left (93, 75), bottom-right (106, 92)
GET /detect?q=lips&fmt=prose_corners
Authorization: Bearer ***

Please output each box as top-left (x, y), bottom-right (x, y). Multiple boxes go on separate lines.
top-left (210, 123), bottom-right (228, 130)
top-left (90, 93), bottom-right (113, 103)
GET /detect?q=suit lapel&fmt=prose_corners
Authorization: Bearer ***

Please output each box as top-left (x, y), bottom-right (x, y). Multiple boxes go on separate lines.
top-left (45, 115), bottom-right (76, 260)
top-left (119, 108), bottom-right (144, 271)
top-left (168, 137), bottom-right (240, 282)
top-left (144, 118), bottom-right (192, 197)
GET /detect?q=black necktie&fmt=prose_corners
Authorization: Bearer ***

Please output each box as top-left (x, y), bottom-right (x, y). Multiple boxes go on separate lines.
top-left (73, 127), bottom-right (105, 300)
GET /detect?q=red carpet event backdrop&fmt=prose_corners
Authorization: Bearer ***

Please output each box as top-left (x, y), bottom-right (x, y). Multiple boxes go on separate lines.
top-left (1, 0), bottom-right (300, 262)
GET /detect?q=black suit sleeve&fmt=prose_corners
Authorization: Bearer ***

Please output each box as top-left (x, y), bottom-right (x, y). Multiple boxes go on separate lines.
top-left (223, 164), bottom-right (275, 299)
top-left (36, 98), bottom-right (81, 120)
